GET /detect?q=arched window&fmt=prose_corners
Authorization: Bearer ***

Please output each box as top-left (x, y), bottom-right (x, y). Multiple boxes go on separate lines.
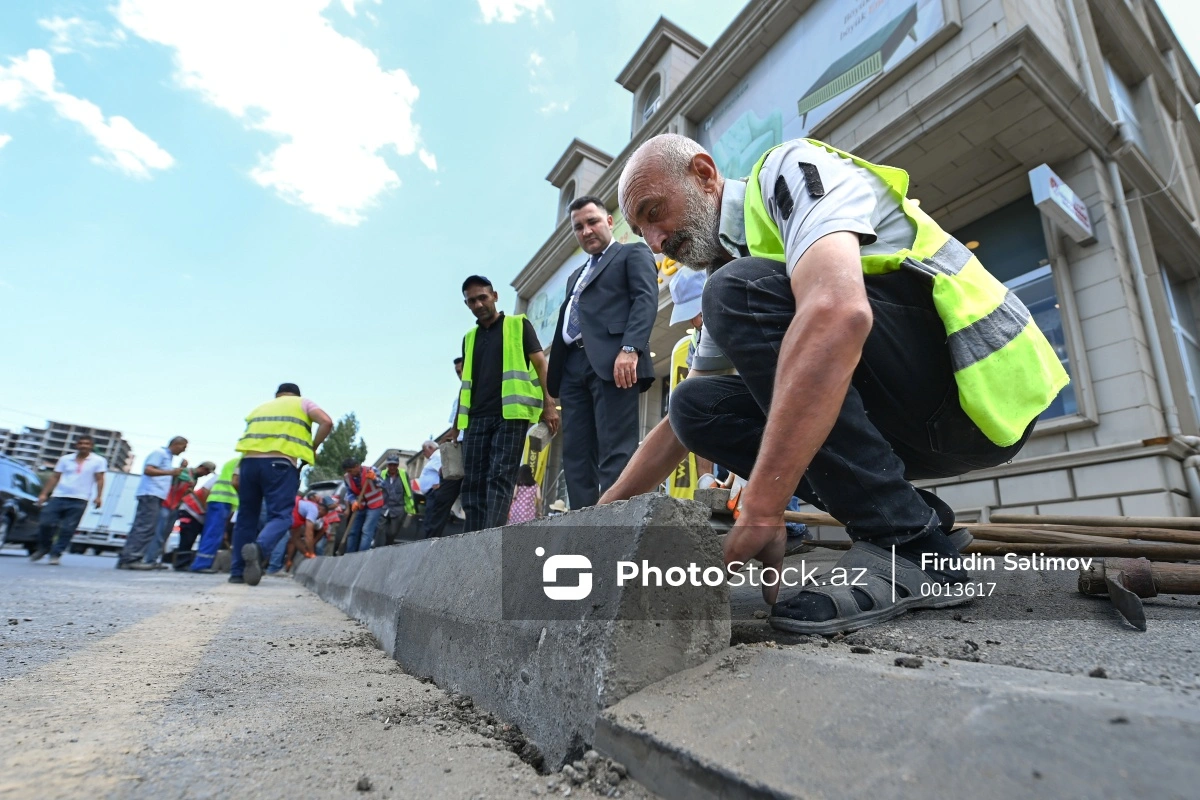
top-left (559, 180), bottom-right (576, 220)
top-left (640, 75), bottom-right (661, 125)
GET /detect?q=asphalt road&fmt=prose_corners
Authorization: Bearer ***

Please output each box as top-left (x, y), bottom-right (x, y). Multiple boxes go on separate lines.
top-left (0, 549), bottom-right (652, 800)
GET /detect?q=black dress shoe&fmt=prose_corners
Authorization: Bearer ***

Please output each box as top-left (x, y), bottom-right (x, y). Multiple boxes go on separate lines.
top-left (228, 575), bottom-right (245, 584)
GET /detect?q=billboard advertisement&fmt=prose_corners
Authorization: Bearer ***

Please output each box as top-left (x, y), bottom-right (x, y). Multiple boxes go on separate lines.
top-left (697, 0), bottom-right (946, 178)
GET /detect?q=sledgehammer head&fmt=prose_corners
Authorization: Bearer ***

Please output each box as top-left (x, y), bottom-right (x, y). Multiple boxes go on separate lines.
top-left (1078, 558), bottom-right (1155, 631)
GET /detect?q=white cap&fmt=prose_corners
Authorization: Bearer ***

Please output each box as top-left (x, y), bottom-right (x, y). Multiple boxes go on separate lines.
top-left (669, 267), bottom-right (706, 326)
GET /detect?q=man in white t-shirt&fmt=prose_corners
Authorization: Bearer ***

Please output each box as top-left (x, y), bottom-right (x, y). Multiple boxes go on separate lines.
top-left (31, 435), bottom-right (107, 565)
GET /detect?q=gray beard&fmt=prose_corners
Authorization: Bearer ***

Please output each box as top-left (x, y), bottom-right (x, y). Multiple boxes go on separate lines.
top-left (673, 189), bottom-right (724, 269)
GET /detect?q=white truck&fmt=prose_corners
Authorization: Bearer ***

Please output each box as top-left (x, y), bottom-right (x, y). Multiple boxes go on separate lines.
top-left (69, 471), bottom-right (142, 555)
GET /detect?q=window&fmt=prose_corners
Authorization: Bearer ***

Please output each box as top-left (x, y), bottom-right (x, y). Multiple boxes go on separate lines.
top-left (1161, 264), bottom-right (1200, 423)
top-left (11, 473), bottom-right (28, 494)
top-left (640, 76), bottom-right (661, 125)
top-left (559, 181), bottom-right (575, 221)
top-left (1103, 58), bottom-right (1147, 151)
top-left (952, 196), bottom-right (1078, 420)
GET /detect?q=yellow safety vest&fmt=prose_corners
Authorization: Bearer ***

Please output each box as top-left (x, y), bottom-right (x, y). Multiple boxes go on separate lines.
top-left (744, 140), bottom-right (1069, 447)
top-left (235, 396), bottom-right (316, 465)
top-left (458, 314), bottom-right (543, 430)
top-left (208, 456), bottom-right (242, 509)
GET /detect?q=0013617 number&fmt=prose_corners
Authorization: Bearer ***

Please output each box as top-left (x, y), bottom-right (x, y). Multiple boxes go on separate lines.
top-left (919, 582), bottom-right (997, 598)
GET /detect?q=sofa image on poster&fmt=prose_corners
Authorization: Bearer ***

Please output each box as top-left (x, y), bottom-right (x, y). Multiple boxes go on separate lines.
top-left (796, 3), bottom-right (918, 126)
top-left (711, 109), bottom-right (783, 180)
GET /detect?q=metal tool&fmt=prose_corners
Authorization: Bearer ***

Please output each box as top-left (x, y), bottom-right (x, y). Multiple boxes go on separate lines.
top-left (1078, 558), bottom-right (1200, 631)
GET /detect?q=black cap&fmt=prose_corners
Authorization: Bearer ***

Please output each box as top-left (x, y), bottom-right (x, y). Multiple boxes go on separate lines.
top-left (277, 382), bottom-right (301, 396)
top-left (453, 356), bottom-right (464, 365)
top-left (341, 457), bottom-right (359, 470)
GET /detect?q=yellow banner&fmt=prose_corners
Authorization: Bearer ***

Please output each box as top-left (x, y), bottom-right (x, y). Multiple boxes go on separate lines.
top-left (667, 335), bottom-right (698, 500)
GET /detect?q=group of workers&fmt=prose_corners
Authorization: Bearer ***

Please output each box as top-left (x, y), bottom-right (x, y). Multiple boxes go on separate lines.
top-left (32, 130), bottom-right (1067, 635)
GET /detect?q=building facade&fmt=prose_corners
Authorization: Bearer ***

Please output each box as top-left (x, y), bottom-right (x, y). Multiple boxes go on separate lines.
top-left (0, 421), bottom-right (133, 472)
top-left (512, 0), bottom-right (1200, 522)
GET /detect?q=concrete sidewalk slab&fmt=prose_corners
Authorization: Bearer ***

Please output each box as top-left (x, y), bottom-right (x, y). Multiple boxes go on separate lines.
top-left (729, 549), bottom-right (1200, 690)
top-left (295, 494), bottom-right (729, 768)
top-left (595, 642), bottom-right (1200, 800)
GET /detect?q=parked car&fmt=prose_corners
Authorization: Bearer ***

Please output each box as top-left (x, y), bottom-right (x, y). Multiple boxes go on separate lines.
top-left (0, 456), bottom-right (43, 553)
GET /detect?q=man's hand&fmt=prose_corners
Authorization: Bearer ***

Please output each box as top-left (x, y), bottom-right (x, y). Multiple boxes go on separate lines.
top-left (172, 467), bottom-right (184, 477)
top-left (541, 402), bottom-right (561, 436)
top-left (613, 350), bottom-right (639, 389)
top-left (724, 509), bottom-right (788, 605)
top-left (36, 494), bottom-right (48, 507)
top-left (94, 496), bottom-right (102, 509)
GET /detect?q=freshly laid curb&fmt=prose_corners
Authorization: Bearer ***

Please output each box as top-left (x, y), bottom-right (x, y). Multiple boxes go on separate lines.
top-left (296, 494), bottom-right (729, 767)
top-left (595, 643), bottom-right (1200, 800)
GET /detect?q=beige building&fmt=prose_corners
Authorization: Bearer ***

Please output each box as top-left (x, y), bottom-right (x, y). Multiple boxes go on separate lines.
top-left (0, 420), bottom-right (133, 472)
top-left (512, 0), bottom-right (1200, 522)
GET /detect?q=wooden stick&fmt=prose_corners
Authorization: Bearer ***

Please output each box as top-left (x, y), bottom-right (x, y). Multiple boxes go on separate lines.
top-left (962, 542), bottom-right (1200, 559)
top-left (983, 523), bottom-right (1200, 545)
top-left (991, 513), bottom-right (1200, 531)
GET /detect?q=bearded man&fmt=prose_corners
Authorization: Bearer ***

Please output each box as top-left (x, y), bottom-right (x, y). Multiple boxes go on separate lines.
top-left (600, 134), bottom-right (1068, 635)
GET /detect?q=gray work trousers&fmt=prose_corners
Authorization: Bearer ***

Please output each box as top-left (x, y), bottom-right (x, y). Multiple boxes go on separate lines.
top-left (119, 495), bottom-right (165, 565)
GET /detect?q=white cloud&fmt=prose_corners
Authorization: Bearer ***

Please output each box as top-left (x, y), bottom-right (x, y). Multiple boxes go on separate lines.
top-left (528, 51), bottom-right (544, 70)
top-left (0, 134), bottom-right (10, 149)
top-left (418, 148), bottom-right (437, 171)
top-left (479, 0), bottom-right (552, 24)
top-left (114, 0), bottom-right (431, 225)
top-left (0, 49), bottom-right (173, 178)
top-left (38, 16), bottom-right (126, 54)
top-left (538, 101), bottom-right (569, 115)
top-left (339, 0), bottom-right (380, 17)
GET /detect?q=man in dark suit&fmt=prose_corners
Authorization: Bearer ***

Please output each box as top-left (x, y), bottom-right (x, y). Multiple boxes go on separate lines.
top-left (547, 195), bottom-right (659, 509)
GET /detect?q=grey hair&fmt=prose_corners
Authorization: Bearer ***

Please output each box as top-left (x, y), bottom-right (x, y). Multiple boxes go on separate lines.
top-left (422, 439), bottom-right (438, 450)
top-left (618, 134), bottom-right (712, 218)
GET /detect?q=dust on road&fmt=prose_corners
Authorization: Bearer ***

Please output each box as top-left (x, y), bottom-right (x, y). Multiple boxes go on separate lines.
top-left (0, 552), bottom-right (653, 799)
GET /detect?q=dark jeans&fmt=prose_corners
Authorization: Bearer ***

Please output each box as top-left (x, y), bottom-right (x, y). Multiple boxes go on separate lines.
top-left (344, 506), bottom-right (382, 552)
top-left (119, 495), bottom-right (167, 565)
top-left (558, 343), bottom-right (641, 509)
top-left (177, 513), bottom-right (204, 552)
top-left (378, 511), bottom-right (411, 545)
top-left (36, 497), bottom-right (88, 557)
top-left (230, 457), bottom-right (300, 578)
top-left (422, 479), bottom-right (462, 537)
top-left (142, 506), bottom-right (178, 564)
top-left (672, 257), bottom-right (1033, 545)
top-left (461, 416), bottom-right (528, 532)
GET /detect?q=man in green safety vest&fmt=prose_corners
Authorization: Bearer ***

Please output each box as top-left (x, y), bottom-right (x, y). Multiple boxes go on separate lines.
top-left (603, 134), bottom-right (1068, 635)
top-left (190, 455), bottom-right (241, 572)
top-left (456, 275), bottom-right (559, 531)
top-left (231, 382), bottom-right (334, 586)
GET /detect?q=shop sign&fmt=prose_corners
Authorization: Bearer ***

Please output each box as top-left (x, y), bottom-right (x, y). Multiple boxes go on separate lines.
top-left (1028, 164), bottom-right (1095, 244)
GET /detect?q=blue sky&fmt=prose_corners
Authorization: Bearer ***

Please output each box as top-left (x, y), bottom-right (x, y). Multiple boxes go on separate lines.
top-left (0, 0), bottom-right (746, 470)
top-left (2, 0), bottom-right (1198, 473)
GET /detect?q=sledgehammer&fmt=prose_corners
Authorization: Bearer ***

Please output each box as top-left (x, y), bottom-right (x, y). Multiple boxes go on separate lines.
top-left (1078, 558), bottom-right (1200, 631)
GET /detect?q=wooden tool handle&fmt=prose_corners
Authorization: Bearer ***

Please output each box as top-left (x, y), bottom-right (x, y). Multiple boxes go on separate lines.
top-left (1150, 562), bottom-right (1200, 594)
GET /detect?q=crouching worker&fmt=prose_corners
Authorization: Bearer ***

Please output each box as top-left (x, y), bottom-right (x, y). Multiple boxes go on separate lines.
top-left (603, 134), bottom-right (1069, 634)
top-left (282, 493), bottom-right (330, 572)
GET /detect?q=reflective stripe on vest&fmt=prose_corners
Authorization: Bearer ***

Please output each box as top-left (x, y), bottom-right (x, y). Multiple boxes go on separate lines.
top-left (347, 468), bottom-right (385, 509)
top-left (744, 139), bottom-right (1069, 447)
top-left (235, 396), bottom-right (315, 464)
top-left (457, 314), bottom-right (544, 430)
top-left (207, 457), bottom-right (241, 509)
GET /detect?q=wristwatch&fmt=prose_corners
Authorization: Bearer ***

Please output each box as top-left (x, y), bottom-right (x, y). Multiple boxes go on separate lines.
top-left (621, 346), bottom-right (639, 354)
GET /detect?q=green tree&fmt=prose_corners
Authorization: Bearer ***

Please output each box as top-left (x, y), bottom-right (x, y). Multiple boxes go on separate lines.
top-left (305, 413), bottom-right (368, 484)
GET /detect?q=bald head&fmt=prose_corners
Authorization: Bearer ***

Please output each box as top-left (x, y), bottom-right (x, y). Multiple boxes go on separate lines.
top-left (618, 134), bottom-right (728, 269)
